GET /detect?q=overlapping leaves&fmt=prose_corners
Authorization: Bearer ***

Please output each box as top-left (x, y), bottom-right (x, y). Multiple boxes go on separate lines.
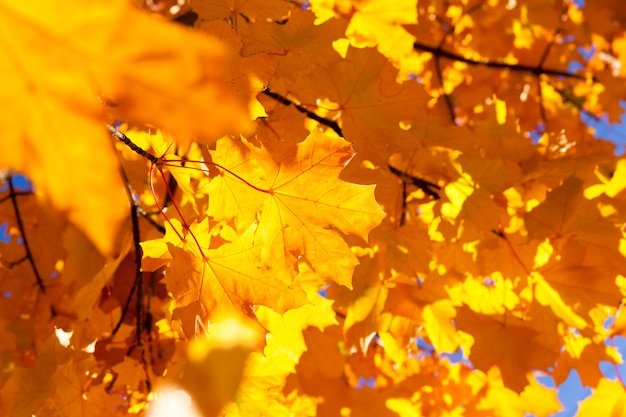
top-left (1, 0), bottom-right (626, 416)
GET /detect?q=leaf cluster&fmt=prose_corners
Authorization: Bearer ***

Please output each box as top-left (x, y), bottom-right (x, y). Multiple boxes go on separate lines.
top-left (1, 0), bottom-right (626, 416)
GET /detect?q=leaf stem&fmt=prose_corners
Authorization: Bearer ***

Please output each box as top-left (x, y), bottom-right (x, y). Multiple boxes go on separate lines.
top-left (162, 159), bottom-right (274, 194)
top-left (153, 165), bottom-right (208, 260)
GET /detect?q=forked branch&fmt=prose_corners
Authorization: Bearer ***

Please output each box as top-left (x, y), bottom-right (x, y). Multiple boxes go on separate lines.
top-left (388, 164), bottom-right (441, 200)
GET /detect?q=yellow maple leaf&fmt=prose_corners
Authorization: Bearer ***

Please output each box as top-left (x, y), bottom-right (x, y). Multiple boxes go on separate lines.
top-left (578, 378), bottom-right (626, 417)
top-left (422, 300), bottom-right (468, 354)
top-left (310, 0), bottom-right (420, 79)
top-left (161, 220), bottom-right (308, 334)
top-left (204, 131), bottom-right (385, 288)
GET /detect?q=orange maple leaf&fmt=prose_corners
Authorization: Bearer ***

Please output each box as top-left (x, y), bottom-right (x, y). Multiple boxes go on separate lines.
top-left (0, 0), bottom-right (248, 253)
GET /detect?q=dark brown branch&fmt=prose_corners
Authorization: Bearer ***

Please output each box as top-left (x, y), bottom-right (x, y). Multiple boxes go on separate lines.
top-left (388, 164), bottom-right (440, 200)
top-left (261, 89), bottom-right (344, 137)
top-left (107, 124), bottom-right (159, 164)
top-left (433, 56), bottom-right (457, 122)
top-left (535, 16), bottom-right (567, 127)
top-left (6, 255), bottom-right (27, 268)
top-left (537, 78), bottom-right (547, 125)
top-left (413, 41), bottom-right (592, 81)
top-left (7, 176), bottom-right (47, 295)
top-left (137, 205), bottom-right (166, 235)
top-left (110, 168), bottom-right (152, 390)
top-left (161, 155), bottom-right (186, 213)
top-left (111, 170), bottom-right (145, 340)
top-left (537, 5), bottom-right (569, 68)
top-left (548, 81), bottom-right (600, 121)
top-left (0, 190), bottom-right (32, 205)
top-left (537, 35), bottom-right (557, 69)
top-left (130, 193), bottom-right (146, 353)
top-left (400, 181), bottom-right (408, 227)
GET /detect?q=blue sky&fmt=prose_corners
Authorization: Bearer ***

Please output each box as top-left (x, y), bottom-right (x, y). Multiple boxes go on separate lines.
top-left (584, 101), bottom-right (626, 154)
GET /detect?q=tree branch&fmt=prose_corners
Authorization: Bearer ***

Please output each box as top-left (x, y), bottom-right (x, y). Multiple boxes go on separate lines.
top-left (0, 190), bottom-right (32, 205)
top-left (7, 176), bottom-right (47, 295)
top-left (107, 124), bottom-right (159, 164)
top-left (388, 164), bottom-right (441, 200)
top-left (413, 41), bottom-right (592, 81)
top-left (136, 205), bottom-right (166, 235)
top-left (261, 89), bottom-right (344, 137)
top-left (110, 170), bottom-right (145, 340)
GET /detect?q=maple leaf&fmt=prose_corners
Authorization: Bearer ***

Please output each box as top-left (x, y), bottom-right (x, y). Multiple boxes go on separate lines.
top-left (279, 47), bottom-right (435, 168)
top-left (159, 220), bottom-right (308, 332)
top-left (578, 378), bottom-right (626, 416)
top-left (0, 335), bottom-right (87, 416)
top-left (552, 334), bottom-right (612, 387)
top-left (527, 176), bottom-right (626, 316)
top-left (192, 0), bottom-right (290, 25)
top-left (309, 0), bottom-right (420, 79)
top-left (0, 0), bottom-right (248, 253)
top-left (3, 1), bottom-right (626, 414)
top-left (204, 131), bottom-right (385, 287)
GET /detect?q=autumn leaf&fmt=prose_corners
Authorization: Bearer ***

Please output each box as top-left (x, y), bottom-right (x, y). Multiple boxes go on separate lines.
top-left (309, 0), bottom-right (420, 79)
top-left (0, 0), bottom-right (248, 253)
top-left (455, 304), bottom-right (561, 392)
top-left (204, 131), bottom-right (385, 287)
top-left (422, 300), bottom-right (468, 354)
top-left (193, 0), bottom-right (290, 25)
top-left (578, 378), bottom-right (626, 416)
top-left (2, 1), bottom-right (626, 415)
top-left (178, 315), bottom-right (260, 417)
top-left (159, 220), bottom-right (308, 333)
top-left (527, 176), bottom-right (626, 315)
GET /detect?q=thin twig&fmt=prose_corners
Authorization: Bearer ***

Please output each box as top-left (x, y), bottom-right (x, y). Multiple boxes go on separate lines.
top-left (0, 191), bottom-right (32, 205)
top-left (262, 89), bottom-right (344, 137)
top-left (413, 41), bottom-right (592, 81)
top-left (110, 169), bottom-right (145, 339)
top-left (129, 197), bottom-right (144, 348)
top-left (129, 188), bottom-right (152, 392)
top-left (400, 181), bottom-right (408, 227)
top-left (107, 124), bottom-right (159, 164)
top-left (433, 56), bottom-right (457, 122)
top-left (433, 17), bottom-right (458, 122)
top-left (388, 164), bottom-right (441, 200)
top-left (136, 205), bottom-right (166, 235)
top-left (7, 176), bottom-right (47, 295)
